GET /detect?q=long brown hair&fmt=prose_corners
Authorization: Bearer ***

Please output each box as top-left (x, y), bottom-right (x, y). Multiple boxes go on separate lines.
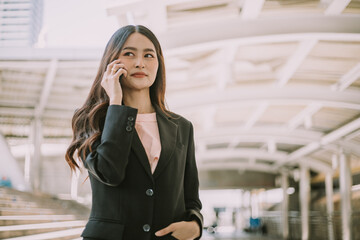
top-left (65, 25), bottom-right (169, 172)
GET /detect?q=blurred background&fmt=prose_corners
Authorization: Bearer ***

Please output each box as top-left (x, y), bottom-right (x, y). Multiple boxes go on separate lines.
top-left (0, 0), bottom-right (360, 239)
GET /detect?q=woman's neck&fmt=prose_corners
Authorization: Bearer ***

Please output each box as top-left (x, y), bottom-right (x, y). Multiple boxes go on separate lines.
top-left (122, 90), bottom-right (155, 114)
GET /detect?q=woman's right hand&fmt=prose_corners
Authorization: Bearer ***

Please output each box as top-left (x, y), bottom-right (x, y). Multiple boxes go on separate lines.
top-left (101, 59), bottom-right (128, 105)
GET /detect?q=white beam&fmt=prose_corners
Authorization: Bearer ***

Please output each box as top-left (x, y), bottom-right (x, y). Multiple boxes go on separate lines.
top-left (343, 128), bottom-right (360, 141)
top-left (277, 116), bottom-right (360, 167)
top-left (43, 110), bottom-right (75, 119)
top-left (196, 126), bottom-right (322, 144)
top-left (243, 101), bottom-right (268, 129)
top-left (35, 59), bottom-right (58, 118)
top-left (0, 61), bottom-right (49, 69)
top-left (267, 139), bottom-right (277, 154)
top-left (202, 107), bottom-right (216, 132)
top-left (290, 157), bottom-right (333, 173)
top-left (0, 91), bottom-right (39, 100)
top-left (217, 45), bottom-right (237, 90)
top-left (44, 102), bottom-right (80, 111)
top-left (198, 162), bottom-right (277, 173)
top-left (159, 15), bottom-right (360, 49)
top-left (339, 141), bottom-right (360, 157)
top-left (331, 62), bottom-right (360, 91)
top-left (0, 48), bottom-right (102, 60)
top-left (276, 39), bottom-right (318, 87)
top-left (197, 148), bottom-right (288, 163)
top-left (241, 0), bottom-right (265, 20)
top-left (165, 33), bottom-right (360, 58)
top-left (324, 0), bottom-right (351, 15)
top-left (287, 142), bottom-right (321, 162)
top-left (196, 141), bottom-right (207, 155)
top-left (0, 99), bottom-right (37, 107)
top-left (1, 34), bottom-right (359, 61)
top-left (228, 137), bottom-right (240, 149)
top-left (287, 103), bottom-right (323, 130)
top-left (163, 0), bottom-right (197, 4)
top-left (321, 116), bottom-right (360, 145)
top-left (168, 85), bottom-right (360, 111)
top-left (0, 107), bottom-right (34, 117)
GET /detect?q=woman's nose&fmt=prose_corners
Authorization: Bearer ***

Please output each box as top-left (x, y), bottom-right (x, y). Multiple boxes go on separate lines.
top-left (135, 57), bottom-right (145, 68)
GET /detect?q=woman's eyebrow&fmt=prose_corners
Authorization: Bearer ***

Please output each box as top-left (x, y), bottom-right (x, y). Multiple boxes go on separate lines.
top-left (122, 46), bottom-right (155, 52)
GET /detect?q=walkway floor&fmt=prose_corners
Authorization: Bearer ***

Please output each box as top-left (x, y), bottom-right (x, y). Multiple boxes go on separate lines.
top-left (202, 231), bottom-right (280, 240)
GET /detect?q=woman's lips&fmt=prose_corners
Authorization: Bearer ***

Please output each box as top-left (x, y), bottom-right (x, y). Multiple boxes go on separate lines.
top-left (131, 72), bottom-right (147, 78)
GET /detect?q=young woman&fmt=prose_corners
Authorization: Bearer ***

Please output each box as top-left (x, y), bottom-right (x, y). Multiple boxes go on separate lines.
top-left (65, 25), bottom-right (203, 240)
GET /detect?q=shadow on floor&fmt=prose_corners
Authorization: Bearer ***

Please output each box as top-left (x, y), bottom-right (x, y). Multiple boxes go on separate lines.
top-left (202, 231), bottom-right (281, 240)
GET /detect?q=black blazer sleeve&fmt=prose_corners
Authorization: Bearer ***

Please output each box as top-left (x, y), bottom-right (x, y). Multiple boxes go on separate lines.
top-left (83, 105), bottom-right (138, 186)
top-left (184, 122), bottom-right (203, 239)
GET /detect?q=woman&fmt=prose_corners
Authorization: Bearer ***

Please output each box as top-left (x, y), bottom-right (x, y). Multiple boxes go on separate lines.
top-left (65, 25), bottom-right (203, 240)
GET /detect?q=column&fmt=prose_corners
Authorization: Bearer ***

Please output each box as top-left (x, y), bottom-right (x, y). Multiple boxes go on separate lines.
top-left (281, 172), bottom-right (289, 239)
top-left (71, 168), bottom-right (80, 200)
top-left (339, 150), bottom-right (352, 240)
top-left (29, 117), bottom-right (42, 192)
top-left (325, 172), bottom-right (334, 240)
top-left (300, 165), bottom-right (310, 240)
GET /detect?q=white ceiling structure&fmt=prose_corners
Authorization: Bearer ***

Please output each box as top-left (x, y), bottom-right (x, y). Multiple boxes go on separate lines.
top-left (1, 0), bottom-right (360, 180)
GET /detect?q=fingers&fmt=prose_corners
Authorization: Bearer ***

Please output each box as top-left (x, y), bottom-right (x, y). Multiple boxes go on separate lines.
top-left (106, 60), bottom-right (127, 76)
top-left (104, 60), bottom-right (128, 82)
top-left (113, 63), bottom-right (127, 75)
top-left (114, 67), bottom-right (127, 79)
top-left (155, 223), bottom-right (177, 236)
top-left (106, 59), bottom-right (121, 72)
top-left (110, 64), bottom-right (127, 75)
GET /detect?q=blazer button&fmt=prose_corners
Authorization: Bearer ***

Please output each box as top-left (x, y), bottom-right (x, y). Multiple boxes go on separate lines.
top-left (127, 121), bottom-right (134, 126)
top-left (126, 126), bottom-right (132, 132)
top-left (143, 224), bottom-right (150, 232)
top-left (146, 189), bottom-right (154, 196)
top-left (128, 116), bottom-right (134, 121)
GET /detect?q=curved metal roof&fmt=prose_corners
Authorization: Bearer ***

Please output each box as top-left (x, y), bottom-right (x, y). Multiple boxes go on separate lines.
top-left (0, 0), bottom-right (360, 178)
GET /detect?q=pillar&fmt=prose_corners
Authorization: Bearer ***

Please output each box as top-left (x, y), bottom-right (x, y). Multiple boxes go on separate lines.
top-left (281, 172), bottom-right (289, 239)
top-left (325, 172), bottom-right (334, 240)
top-left (300, 165), bottom-right (310, 240)
top-left (339, 151), bottom-right (352, 240)
top-left (29, 117), bottom-right (42, 192)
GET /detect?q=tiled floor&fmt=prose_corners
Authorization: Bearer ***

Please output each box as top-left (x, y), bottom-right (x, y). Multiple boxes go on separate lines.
top-left (202, 231), bottom-right (280, 240)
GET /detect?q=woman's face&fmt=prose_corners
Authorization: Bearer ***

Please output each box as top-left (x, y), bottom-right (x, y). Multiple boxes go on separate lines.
top-left (118, 32), bottom-right (159, 92)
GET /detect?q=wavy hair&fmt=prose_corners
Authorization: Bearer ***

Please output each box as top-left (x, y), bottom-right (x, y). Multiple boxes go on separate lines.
top-left (65, 25), bottom-right (169, 171)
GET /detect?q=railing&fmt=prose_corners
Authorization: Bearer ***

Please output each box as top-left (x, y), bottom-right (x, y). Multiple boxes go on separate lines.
top-left (261, 211), bottom-right (360, 240)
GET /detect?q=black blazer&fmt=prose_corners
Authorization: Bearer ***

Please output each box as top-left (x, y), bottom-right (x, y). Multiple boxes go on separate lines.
top-left (81, 105), bottom-right (203, 240)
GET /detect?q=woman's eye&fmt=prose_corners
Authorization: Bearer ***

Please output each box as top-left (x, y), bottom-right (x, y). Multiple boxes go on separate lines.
top-left (145, 53), bottom-right (154, 58)
top-left (124, 52), bottom-right (134, 56)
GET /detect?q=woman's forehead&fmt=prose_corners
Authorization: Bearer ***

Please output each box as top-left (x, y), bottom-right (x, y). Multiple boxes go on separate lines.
top-left (122, 33), bottom-right (156, 52)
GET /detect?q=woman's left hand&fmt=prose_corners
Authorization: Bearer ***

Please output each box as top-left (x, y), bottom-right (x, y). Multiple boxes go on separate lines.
top-left (155, 220), bottom-right (200, 240)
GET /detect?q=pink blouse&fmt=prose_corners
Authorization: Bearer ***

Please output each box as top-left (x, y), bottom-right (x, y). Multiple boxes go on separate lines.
top-left (135, 112), bottom-right (161, 174)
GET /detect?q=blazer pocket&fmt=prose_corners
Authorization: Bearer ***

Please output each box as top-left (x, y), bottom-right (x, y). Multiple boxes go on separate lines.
top-left (176, 142), bottom-right (184, 149)
top-left (81, 219), bottom-right (124, 240)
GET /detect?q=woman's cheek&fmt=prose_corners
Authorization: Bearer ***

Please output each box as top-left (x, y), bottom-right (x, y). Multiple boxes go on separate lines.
top-left (150, 62), bottom-right (159, 77)
top-left (121, 60), bottom-right (131, 71)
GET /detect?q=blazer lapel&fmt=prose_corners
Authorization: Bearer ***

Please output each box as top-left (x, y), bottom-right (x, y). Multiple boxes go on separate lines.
top-left (153, 106), bottom-right (178, 179)
top-left (131, 130), bottom-right (154, 181)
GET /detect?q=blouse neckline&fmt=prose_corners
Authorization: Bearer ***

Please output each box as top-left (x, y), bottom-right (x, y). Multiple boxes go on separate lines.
top-left (136, 112), bottom-right (157, 122)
